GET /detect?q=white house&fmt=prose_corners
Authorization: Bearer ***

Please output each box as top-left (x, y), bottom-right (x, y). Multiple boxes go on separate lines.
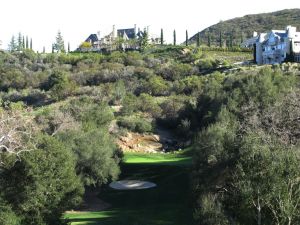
top-left (254, 26), bottom-right (300, 64)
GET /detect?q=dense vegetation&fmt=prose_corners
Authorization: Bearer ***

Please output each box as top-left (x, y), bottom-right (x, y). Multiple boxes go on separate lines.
top-left (189, 8), bottom-right (300, 47)
top-left (0, 46), bottom-right (299, 225)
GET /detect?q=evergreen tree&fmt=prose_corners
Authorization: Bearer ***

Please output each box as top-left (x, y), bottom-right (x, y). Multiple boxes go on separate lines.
top-left (139, 29), bottom-right (149, 51)
top-left (54, 31), bottom-right (65, 53)
top-left (160, 28), bottom-right (164, 45)
top-left (25, 36), bottom-right (29, 49)
top-left (52, 44), bottom-right (55, 53)
top-left (30, 38), bottom-right (32, 50)
top-left (173, 29), bottom-right (176, 46)
top-left (22, 36), bottom-right (25, 50)
top-left (17, 32), bottom-right (23, 51)
top-left (230, 29), bottom-right (234, 48)
top-left (207, 30), bottom-right (211, 47)
top-left (68, 42), bottom-right (70, 53)
top-left (219, 30), bottom-right (222, 48)
top-left (185, 30), bottom-right (188, 46)
top-left (240, 32), bottom-right (244, 44)
top-left (43, 46), bottom-right (45, 53)
top-left (196, 32), bottom-right (200, 47)
top-left (8, 35), bottom-right (17, 52)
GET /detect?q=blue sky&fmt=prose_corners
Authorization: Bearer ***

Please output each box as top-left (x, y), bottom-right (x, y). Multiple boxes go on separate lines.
top-left (0, 0), bottom-right (299, 52)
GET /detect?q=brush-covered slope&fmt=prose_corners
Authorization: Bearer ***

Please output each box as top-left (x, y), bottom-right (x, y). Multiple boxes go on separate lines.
top-left (189, 8), bottom-right (300, 47)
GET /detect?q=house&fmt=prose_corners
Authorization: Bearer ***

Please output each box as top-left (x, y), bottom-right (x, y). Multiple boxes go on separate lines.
top-left (85, 34), bottom-right (99, 48)
top-left (252, 26), bottom-right (300, 64)
top-left (80, 24), bottom-right (156, 52)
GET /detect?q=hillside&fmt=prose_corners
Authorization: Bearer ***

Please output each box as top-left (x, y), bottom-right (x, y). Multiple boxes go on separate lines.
top-left (189, 8), bottom-right (300, 47)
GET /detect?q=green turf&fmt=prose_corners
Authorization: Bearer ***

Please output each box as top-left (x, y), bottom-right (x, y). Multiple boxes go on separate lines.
top-left (64, 152), bottom-right (194, 225)
top-left (123, 152), bottom-right (192, 165)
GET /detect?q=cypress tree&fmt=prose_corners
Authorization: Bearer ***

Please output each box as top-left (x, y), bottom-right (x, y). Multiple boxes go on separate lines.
top-left (68, 42), bottom-right (70, 53)
top-left (160, 29), bottom-right (164, 45)
top-left (17, 32), bottom-right (23, 51)
top-left (230, 30), bottom-right (233, 48)
top-left (30, 38), bottom-right (32, 50)
top-left (173, 30), bottom-right (176, 46)
top-left (43, 46), bottom-right (45, 53)
top-left (26, 36), bottom-right (29, 49)
top-left (22, 36), bottom-right (25, 49)
top-left (240, 32), bottom-right (244, 44)
top-left (196, 32), bottom-right (200, 47)
top-left (185, 30), bottom-right (188, 46)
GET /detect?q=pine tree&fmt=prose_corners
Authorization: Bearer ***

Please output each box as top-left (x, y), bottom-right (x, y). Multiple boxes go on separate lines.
top-left (30, 38), bottom-right (32, 50)
top-left (160, 29), bottom-right (164, 45)
top-left (52, 44), bottom-right (55, 53)
top-left (9, 35), bottom-right (17, 52)
top-left (68, 42), bottom-right (70, 53)
top-left (196, 32), bottom-right (200, 47)
top-left (173, 30), bottom-right (176, 46)
top-left (140, 29), bottom-right (149, 51)
top-left (54, 31), bottom-right (65, 53)
top-left (185, 30), bottom-right (188, 46)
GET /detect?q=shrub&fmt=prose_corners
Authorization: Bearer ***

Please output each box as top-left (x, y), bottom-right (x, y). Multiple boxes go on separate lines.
top-left (117, 117), bottom-right (153, 133)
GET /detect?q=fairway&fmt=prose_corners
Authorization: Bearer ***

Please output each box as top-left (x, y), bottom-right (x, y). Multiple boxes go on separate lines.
top-left (64, 152), bottom-right (194, 225)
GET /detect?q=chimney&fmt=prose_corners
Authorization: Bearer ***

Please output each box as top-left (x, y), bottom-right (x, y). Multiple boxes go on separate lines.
top-left (112, 25), bottom-right (116, 38)
top-left (287, 25), bottom-right (296, 38)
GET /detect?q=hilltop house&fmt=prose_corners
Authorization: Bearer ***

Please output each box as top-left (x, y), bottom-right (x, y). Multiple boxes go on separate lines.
top-left (80, 25), bottom-right (158, 52)
top-left (252, 26), bottom-right (300, 64)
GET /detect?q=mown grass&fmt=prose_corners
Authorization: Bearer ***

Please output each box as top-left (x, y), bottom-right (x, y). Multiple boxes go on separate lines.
top-left (64, 151), bottom-right (194, 225)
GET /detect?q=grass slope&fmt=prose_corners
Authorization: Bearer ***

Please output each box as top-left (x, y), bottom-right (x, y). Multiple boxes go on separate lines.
top-left (64, 152), bottom-right (194, 225)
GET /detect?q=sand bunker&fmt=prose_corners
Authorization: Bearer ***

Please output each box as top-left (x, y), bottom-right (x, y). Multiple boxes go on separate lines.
top-left (109, 180), bottom-right (157, 190)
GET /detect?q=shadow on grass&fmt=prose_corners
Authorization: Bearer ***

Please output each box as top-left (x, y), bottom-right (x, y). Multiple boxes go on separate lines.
top-left (64, 152), bottom-right (195, 225)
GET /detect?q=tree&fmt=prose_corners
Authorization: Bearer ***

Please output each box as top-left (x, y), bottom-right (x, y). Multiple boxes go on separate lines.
top-left (0, 109), bottom-right (36, 167)
top-left (8, 36), bottom-right (17, 52)
top-left (160, 28), bottom-right (164, 45)
top-left (30, 38), bottom-right (32, 50)
top-left (197, 32), bottom-right (200, 47)
top-left (25, 36), bottom-right (29, 49)
top-left (17, 32), bottom-right (23, 51)
top-left (185, 30), bottom-right (188, 46)
top-left (0, 135), bottom-right (84, 225)
top-left (68, 42), bottom-right (70, 53)
top-left (173, 29), bottom-right (176, 46)
top-left (208, 31), bottom-right (211, 47)
top-left (219, 30), bottom-right (222, 47)
top-left (229, 29), bottom-right (234, 48)
top-left (43, 46), bottom-right (45, 53)
top-left (139, 29), bottom-right (149, 51)
top-left (53, 30), bottom-right (65, 53)
top-left (47, 70), bottom-right (77, 100)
